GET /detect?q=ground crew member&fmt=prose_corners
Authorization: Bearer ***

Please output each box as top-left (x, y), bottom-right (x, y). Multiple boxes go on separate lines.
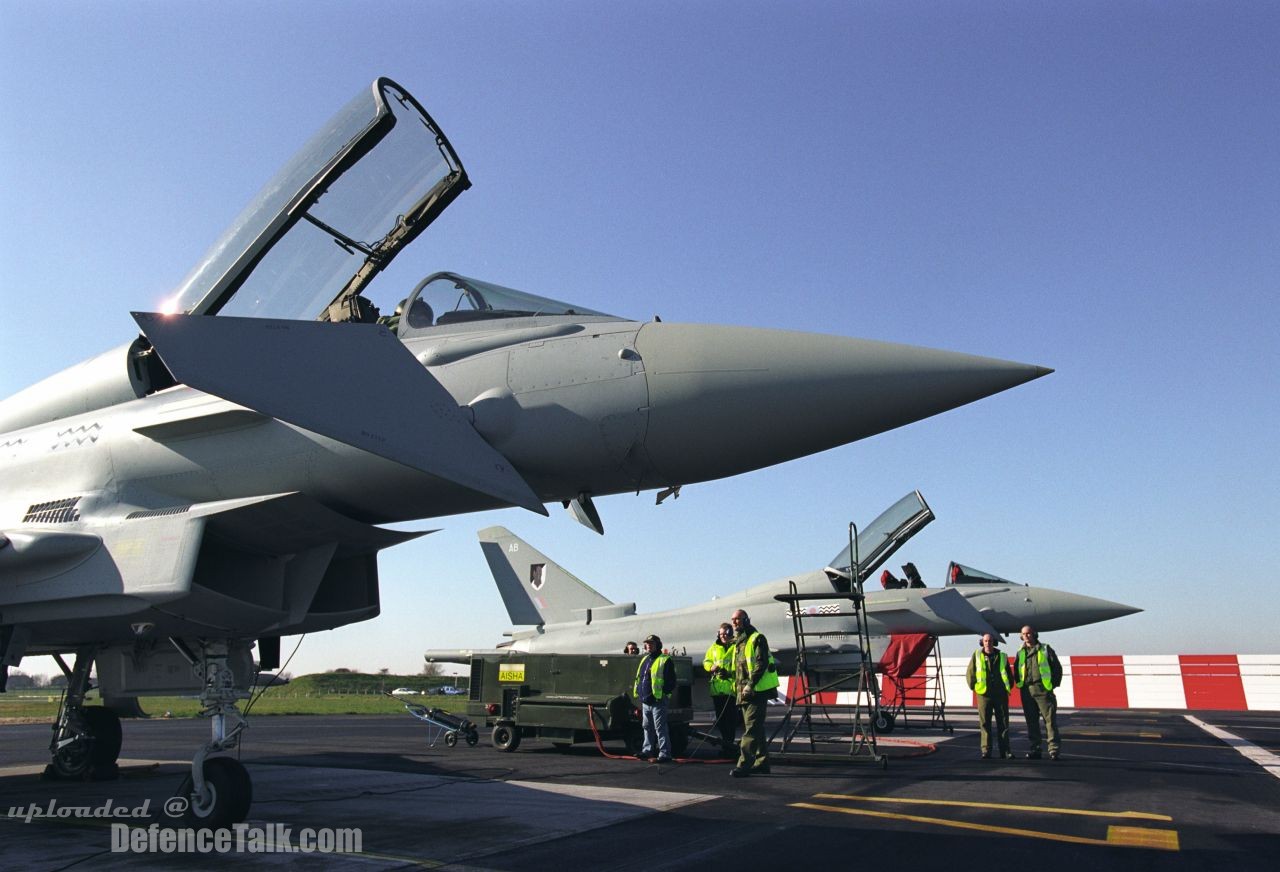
top-left (1015, 624), bottom-right (1063, 760)
top-left (729, 609), bottom-right (778, 777)
top-left (966, 632), bottom-right (1013, 759)
top-left (633, 634), bottom-right (676, 763)
top-left (703, 622), bottom-right (738, 756)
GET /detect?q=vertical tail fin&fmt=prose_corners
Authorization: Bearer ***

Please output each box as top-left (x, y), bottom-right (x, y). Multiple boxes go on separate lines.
top-left (477, 527), bottom-right (614, 625)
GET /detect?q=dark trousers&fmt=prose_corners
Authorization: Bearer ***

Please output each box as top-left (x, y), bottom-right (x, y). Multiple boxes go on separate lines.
top-left (1021, 689), bottom-right (1060, 754)
top-left (737, 698), bottom-right (768, 769)
top-left (711, 694), bottom-right (738, 752)
top-left (976, 694), bottom-right (1010, 755)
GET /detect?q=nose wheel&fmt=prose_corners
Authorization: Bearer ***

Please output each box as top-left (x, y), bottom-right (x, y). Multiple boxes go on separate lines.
top-left (177, 756), bottom-right (253, 829)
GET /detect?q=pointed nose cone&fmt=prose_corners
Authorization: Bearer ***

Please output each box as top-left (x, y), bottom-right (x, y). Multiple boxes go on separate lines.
top-left (1028, 588), bottom-right (1143, 631)
top-left (634, 323), bottom-right (1051, 483)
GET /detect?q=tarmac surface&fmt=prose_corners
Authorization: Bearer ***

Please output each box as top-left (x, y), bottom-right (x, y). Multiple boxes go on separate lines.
top-left (2, 706), bottom-right (1278, 869)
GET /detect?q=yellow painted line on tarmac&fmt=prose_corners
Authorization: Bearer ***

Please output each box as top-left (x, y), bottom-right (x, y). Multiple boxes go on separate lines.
top-left (1107, 826), bottom-right (1180, 850)
top-left (790, 802), bottom-right (1178, 850)
top-left (811, 793), bottom-right (1171, 821)
top-left (1072, 731), bottom-right (1163, 739)
top-left (1070, 737), bottom-right (1229, 750)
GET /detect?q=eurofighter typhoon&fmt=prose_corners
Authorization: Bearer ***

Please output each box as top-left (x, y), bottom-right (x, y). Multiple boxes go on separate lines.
top-left (0, 78), bottom-right (1050, 825)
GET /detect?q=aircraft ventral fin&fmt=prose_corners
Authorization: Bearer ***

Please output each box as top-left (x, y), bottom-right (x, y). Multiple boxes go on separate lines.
top-left (132, 313), bottom-right (547, 515)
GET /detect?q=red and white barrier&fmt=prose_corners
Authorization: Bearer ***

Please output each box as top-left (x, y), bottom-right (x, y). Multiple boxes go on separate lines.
top-left (779, 655), bottom-right (1280, 711)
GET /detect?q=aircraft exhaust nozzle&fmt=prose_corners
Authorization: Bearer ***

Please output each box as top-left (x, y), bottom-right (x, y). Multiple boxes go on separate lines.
top-left (634, 323), bottom-right (1052, 483)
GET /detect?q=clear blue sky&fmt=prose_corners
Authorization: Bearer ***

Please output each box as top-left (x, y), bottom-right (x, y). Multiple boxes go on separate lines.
top-left (3, 2), bottom-right (1277, 677)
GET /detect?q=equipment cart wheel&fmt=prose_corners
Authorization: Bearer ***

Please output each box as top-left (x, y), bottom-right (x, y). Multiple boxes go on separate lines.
top-left (670, 724), bottom-right (689, 758)
top-left (624, 725), bottom-right (645, 756)
top-left (492, 723), bottom-right (521, 752)
top-left (445, 731), bottom-right (459, 748)
top-left (874, 711), bottom-right (896, 734)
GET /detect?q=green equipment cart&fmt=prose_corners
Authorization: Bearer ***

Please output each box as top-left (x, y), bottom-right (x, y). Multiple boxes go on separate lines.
top-left (465, 651), bottom-right (694, 754)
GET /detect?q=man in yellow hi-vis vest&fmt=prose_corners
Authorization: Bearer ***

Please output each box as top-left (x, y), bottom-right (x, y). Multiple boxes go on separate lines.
top-left (633, 634), bottom-right (677, 763)
top-left (730, 609), bottom-right (779, 777)
top-left (703, 622), bottom-right (738, 756)
top-left (966, 633), bottom-right (1013, 759)
top-left (1016, 625), bottom-right (1063, 760)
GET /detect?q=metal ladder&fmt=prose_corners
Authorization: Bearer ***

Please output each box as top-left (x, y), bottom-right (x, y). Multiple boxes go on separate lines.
top-left (769, 522), bottom-right (886, 767)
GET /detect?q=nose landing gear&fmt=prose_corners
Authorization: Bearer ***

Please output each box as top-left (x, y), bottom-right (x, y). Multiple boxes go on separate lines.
top-left (171, 639), bottom-right (254, 828)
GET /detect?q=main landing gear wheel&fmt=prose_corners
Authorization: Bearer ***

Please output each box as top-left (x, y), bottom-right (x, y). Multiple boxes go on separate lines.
top-left (492, 723), bottom-right (520, 752)
top-left (44, 648), bottom-right (120, 781)
top-left (183, 757), bottom-right (252, 829)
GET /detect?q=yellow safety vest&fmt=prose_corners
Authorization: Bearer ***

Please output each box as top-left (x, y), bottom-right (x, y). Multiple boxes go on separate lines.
top-left (703, 642), bottom-right (735, 696)
top-left (972, 649), bottom-right (1012, 695)
top-left (1017, 645), bottom-right (1054, 691)
top-left (742, 632), bottom-right (779, 692)
top-left (634, 654), bottom-right (671, 701)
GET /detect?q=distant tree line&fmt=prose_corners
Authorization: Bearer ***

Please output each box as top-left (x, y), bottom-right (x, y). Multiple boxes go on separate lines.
top-left (3, 671), bottom-right (67, 690)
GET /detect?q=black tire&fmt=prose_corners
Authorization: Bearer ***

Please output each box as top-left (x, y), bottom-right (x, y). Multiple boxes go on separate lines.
top-left (873, 711), bottom-right (896, 734)
top-left (82, 707), bottom-right (123, 765)
top-left (670, 724), bottom-right (689, 758)
top-left (48, 706), bottom-right (122, 779)
top-left (184, 757), bottom-right (252, 829)
top-left (466, 730), bottom-right (479, 747)
top-left (49, 734), bottom-right (92, 780)
top-left (445, 732), bottom-right (458, 748)
top-left (492, 723), bottom-right (520, 752)
top-left (623, 725), bottom-right (645, 756)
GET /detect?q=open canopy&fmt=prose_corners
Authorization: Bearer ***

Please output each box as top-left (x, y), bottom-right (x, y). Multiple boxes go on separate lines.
top-left (166, 78), bottom-right (469, 322)
top-left (825, 490), bottom-right (935, 587)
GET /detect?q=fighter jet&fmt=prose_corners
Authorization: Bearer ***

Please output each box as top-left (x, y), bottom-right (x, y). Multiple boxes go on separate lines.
top-left (425, 492), bottom-right (1139, 695)
top-left (0, 78), bottom-right (1049, 825)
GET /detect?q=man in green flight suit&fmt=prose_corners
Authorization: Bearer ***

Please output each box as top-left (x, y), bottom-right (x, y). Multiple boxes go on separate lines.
top-left (1016, 624), bottom-right (1063, 760)
top-left (966, 632), bottom-right (1013, 759)
top-left (730, 609), bottom-right (779, 777)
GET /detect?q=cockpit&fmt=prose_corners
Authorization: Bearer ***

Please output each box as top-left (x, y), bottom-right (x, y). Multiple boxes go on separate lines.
top-left (156, 78), bottom-right (615, 333)
top-left (391, 272), bottom-right (615, 338)
top-left (946, 562), bottom-right (1017, 586)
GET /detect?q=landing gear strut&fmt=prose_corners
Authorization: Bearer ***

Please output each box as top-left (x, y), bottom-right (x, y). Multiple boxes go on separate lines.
top-left (172, 639), bottom-right (253, 828)
top-left (44, 647), bottom-right (122, 781)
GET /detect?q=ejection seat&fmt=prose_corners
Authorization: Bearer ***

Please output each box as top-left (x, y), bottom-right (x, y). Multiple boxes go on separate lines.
top-left (406, 298), bottom-right (434, 328)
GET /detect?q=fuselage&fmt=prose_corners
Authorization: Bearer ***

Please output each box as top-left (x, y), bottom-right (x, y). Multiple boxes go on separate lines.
top-left (494, 572), bottom-right (1137, 671)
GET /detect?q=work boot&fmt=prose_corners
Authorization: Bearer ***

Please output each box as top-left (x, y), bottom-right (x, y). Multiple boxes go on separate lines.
top-left (752, 761), bottom-right (770, 774)
top-left (657, 756), bottom-right (673, 764)
top-left (1049, 751), bottom-right (1060, 761)
top-left (1025, 751), bottom-right (1042, 760)
top-left (981, 751), bottom-right (991, 759)
top-left (730, 767), bottom-right (750, 778)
